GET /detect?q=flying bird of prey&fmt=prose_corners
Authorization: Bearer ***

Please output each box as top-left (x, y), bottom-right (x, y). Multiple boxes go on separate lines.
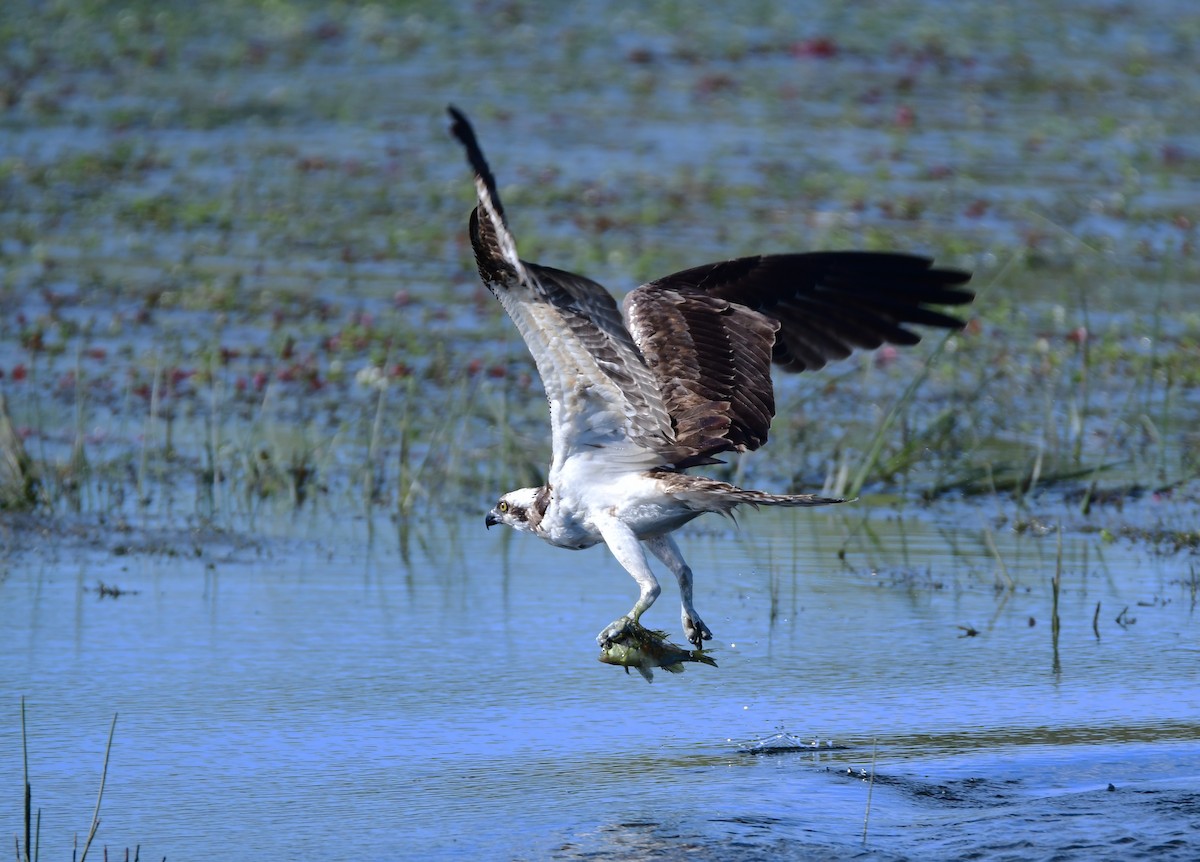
top-left (449, 106), bottom-right (972, 650)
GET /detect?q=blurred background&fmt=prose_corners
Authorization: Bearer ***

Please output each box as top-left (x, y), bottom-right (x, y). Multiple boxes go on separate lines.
top-left (2, 0), bottom-right (1197, 519)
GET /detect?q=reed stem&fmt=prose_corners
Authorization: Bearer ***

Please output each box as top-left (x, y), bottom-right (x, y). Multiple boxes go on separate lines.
top-left (78, 712), bottom-right (118, 862)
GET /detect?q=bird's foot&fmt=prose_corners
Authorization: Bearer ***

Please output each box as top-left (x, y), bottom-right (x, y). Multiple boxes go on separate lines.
top-left (684, 613), bottom-right (713, 648)
top-left (597, 615), bottom-right (638, 647)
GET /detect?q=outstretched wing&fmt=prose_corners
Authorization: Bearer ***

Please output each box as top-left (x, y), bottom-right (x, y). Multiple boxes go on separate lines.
top-left (448, 107), bottom-right (673, 471)
top-left (625, 252), bottom-right (972, 465)
top-left (623, 288), bottom-right (780, 464)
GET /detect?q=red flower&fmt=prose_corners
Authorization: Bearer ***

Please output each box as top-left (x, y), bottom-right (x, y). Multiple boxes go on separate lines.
top-left (793, 37), bottom-right (838, 59)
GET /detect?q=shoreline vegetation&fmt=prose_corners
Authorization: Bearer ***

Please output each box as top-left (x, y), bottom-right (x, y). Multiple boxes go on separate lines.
top-left (2, 5), bottom-right (1198, 543)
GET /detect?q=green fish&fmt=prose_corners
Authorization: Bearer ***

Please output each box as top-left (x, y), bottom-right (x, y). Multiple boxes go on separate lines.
top-left (598, 621), bottom-right (718, 682)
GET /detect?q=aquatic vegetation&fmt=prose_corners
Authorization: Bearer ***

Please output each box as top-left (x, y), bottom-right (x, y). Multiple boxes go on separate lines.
top-left (0, 392), bottom-right (38, 510)
top-left (0, 0), bottom-right (1195, 565)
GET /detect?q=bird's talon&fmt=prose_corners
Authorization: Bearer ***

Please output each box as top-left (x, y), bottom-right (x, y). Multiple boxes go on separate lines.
top-left (684, 615), bottom-right (713, 647)
top-left (597, 616), bottom-right (636, 647)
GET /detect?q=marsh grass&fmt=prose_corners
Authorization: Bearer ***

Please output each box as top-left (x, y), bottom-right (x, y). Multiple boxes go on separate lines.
top-left (2, 0), bottom-right (1198, 549)
top-left (0, 392), bottom-right (38, 510)
top-left (4, 220), bottom-right (1196, 544)
top-left (845, 329), bottom-right (957, 500)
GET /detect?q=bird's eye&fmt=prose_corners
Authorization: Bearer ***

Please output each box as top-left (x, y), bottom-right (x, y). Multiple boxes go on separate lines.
top-left (498, 501), bottom-right (509, 512)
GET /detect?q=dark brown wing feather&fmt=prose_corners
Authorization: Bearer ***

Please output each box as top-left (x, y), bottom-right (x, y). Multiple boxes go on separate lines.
top-left (626, 251), bottom-right (972, 465)
top-left (656, 252), bottom-right (972, 372)
top-left (624, 289), bottom-right (778, 464)
top-left (449, 106), bottom-right (525, 288)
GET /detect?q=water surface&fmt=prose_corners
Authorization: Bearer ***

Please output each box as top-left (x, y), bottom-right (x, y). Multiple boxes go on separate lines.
top-left (5, 506), bottom-right (1197, 860)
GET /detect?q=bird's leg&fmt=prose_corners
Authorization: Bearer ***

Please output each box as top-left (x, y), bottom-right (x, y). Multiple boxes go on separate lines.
top-left (645, 534), bottom-right (713, 647)
top-left (594, 517), bottom-right (661, 647)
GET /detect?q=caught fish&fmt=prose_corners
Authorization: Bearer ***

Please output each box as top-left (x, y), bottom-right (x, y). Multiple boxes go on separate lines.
top-left (598, 622), bottom-right (718, 682)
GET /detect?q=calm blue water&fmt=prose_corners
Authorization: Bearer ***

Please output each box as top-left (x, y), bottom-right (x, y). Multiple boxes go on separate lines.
top-left (4, 506), bottom-right (1198, 860)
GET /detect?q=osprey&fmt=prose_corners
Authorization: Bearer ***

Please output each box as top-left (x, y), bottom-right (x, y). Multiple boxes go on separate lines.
top-left (449, 107), bottom-right (972, 650)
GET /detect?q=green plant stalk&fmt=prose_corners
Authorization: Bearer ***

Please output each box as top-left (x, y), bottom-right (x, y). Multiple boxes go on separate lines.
top-left (366, 375), bottom-right (388, 508)
top-left (209, 365), bottom-right (222, 518)
top-left (70, 350), bottom-right (89, 514)
top-left (847, 337), bottom-right (947, 499)
top-left (1080, 332), bottom-right (1156, 514)
top-left (399, 372), bottom-right (478, 513)
top-left (1072, 289), bottom-right (1091, 466)
top-left (1158, 363), bottom-right (1173, 485)
top-left (1146, 265), bottom-right (1169, 482)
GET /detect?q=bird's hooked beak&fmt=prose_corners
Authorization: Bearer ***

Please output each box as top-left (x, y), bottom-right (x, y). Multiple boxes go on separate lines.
top-left (485, 511), bottom-right (498, 529)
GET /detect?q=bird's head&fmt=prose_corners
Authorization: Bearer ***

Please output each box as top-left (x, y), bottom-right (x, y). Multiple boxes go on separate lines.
top-left (485, 487), bottom-right (544, 533)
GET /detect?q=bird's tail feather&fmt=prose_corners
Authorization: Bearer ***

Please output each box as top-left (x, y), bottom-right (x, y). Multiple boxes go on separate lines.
top-left (651, 470), bottom-right (849, 513)
top-left (723, 488), bottom-right (850, 509)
